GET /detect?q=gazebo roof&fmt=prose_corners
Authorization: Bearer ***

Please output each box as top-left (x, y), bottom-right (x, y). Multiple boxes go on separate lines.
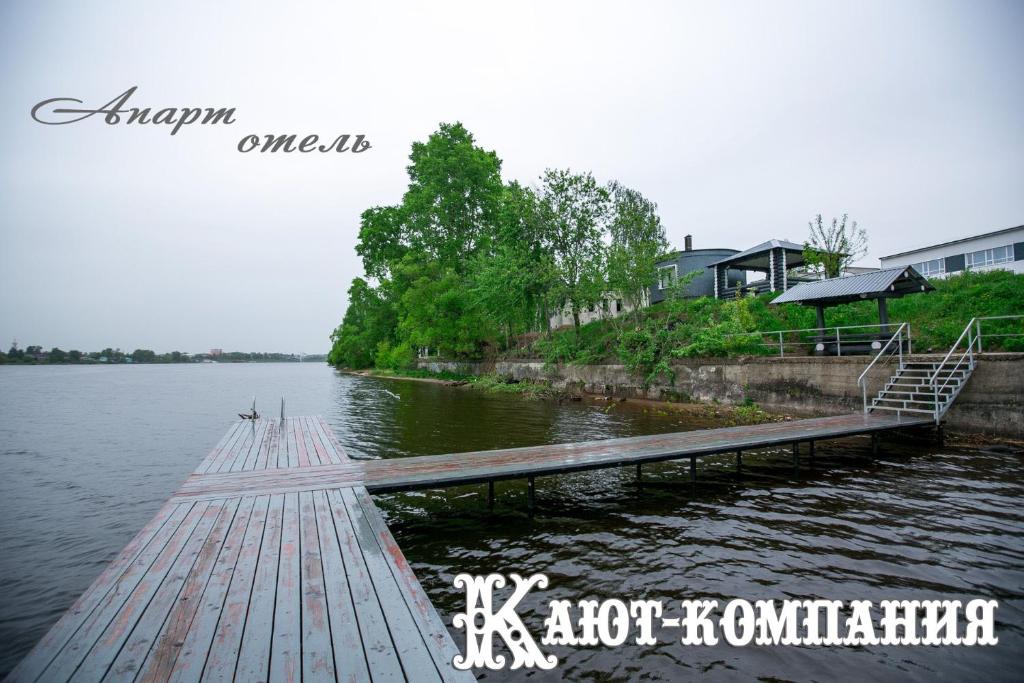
top-left (706, 238), bottom-right (806, 270)
top-left (770, 266), bottom-right (934, 306)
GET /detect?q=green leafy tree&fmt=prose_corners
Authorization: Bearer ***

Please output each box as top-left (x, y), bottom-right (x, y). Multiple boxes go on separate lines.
top-left (356, 206), bottom-right (407, 280)
top-left (355, 122), bottom-right (504, 279)
top-left (402, 122), bottom-right (504, 269)
top-left (327, 278), bottom-right (397, 368)
top-left (470, 182), bottom-right (558, 345)
top-left (607, 182), bottom-right (668, 323)
top-left (48, 347), bottom-right (67, 363)
top-left (68, 349), bottom-right (82, 362)
top-left (536, 169), bottom-right (612, 333)
top-left (131, 349), bottom-right (157, 363)
top-left (803, 213), bottom-right (867, 278)
top-left (393, 256), bottom-right (496, 357)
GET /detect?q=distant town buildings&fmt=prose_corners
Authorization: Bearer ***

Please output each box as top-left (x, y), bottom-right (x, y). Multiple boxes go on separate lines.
top-left (880, 225), bottom-right (1024, 278)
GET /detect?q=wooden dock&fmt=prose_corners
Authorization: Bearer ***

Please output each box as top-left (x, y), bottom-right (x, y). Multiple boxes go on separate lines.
top-left (8, 418), bottom-right (471, 683)
top-left (10, 411), bottom-right (930, 682)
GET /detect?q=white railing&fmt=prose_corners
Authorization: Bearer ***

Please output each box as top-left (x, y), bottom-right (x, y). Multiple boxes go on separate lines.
top-left (975, 314), bottom-right (1024, 353)
top-left (858, 322), bottom-right (912, 414)
top-left (728, 322), bottom-right (910, 357)
top-left (928, 315), bottom-right (1024, 423)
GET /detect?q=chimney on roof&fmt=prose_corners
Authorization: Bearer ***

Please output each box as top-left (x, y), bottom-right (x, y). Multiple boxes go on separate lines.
top-left (684, 234), bottom-right (693, 251)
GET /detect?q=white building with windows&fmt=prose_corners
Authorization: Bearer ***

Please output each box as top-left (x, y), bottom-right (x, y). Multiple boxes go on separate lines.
top-left (548, 292), bottom-right (640, 329)
top-left (879, 225), bottom-right (1023, 278)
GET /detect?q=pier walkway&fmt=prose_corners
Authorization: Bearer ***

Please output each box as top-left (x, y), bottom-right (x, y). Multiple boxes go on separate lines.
top-left (8, 418), bottom-right (470, 683)
top-left (10, 411), bottom-right (930, 682)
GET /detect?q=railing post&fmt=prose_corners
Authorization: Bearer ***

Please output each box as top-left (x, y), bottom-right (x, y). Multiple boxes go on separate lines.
top-left (779, 331), bottom-right (784, 357)
top-left (836, 327), bottom-right (842, 356)
top-left (976, 319), bottom-right (982, 354)
top-left (897, 325), bottom-right (903, 369)
top-left (968, 328), bottom-right (974, 368)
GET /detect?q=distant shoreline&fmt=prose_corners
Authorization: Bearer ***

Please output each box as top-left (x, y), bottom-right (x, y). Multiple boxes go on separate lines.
top-left (1, 358), bottom-right (328, 366)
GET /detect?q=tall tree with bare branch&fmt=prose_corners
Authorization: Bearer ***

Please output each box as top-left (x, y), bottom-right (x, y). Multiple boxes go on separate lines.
top-left (803, 213), bottom-right (868, 278)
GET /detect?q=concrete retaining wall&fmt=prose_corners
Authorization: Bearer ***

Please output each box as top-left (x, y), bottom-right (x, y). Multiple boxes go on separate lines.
top-left (416, 355), bottom-right (1024, 438)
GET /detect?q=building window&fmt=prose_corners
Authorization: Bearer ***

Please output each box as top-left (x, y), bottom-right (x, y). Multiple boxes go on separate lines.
top-left (911, 258), bottom-right (945, 277)
top-left (658, 265), bottom-right (677, 290)
top-left (616, 298), bottom-right (623, 312)
top-left (602, 299), bottom-right (610, 313)
top-left (965, 245), bottom-right (1012, 270)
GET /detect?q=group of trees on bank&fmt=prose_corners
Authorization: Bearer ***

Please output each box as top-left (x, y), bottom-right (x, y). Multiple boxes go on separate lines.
top-left (1, 345), bottom-right (318, 364)
top-left (0, 346), bottom-right (172, 364)
top-left (328, 122), bottom-right (669, 369)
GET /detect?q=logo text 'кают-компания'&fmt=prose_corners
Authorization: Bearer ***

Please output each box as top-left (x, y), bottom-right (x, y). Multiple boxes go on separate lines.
top-left (452, 573), bottom-right (999, 671)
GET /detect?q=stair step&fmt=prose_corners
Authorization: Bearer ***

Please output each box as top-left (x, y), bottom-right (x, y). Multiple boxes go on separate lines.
top-left (901, 368), bottom-right (962, 374)
top-left (872, 395), bottom-right (937, 405)
top-left (870, 405), bottom-right (937, 415)
top-left (874, 397), bottom-right (938, 408)
top-left (898, 369), bottom-right (967, 377)
top-left (884, 383), bottom-right (958, 394)
top-left (878, 391), bottom-right (947, 400)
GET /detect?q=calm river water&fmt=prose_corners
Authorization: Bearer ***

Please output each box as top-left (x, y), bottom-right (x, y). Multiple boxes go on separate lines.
top-left (0, 363), bottom-right (1021, 680)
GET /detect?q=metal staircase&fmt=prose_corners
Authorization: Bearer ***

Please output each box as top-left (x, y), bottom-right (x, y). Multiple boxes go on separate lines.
top-left (858, 319), bottom-right (983, 424)
top-left (869, 358), bottom-right (972, 418)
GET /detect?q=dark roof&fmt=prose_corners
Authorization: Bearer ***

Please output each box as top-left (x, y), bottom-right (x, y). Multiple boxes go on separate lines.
top-left (656, 247), bottom-right (738, 262)
top-left (706, 238), bottom-right (806, 269)
top-left (770, 266), bottom-right (934, 306)
top-left (880, 224), bottom-right (1024, 260)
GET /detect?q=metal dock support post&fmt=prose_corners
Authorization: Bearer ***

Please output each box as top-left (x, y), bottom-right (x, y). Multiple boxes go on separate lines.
top-left (793, 442), bottom-right (800, 472)
top-left (690, 456), bottom-right (697, 483)
top-left (736, 450), bottom-right (742, 474)
top-left (527, 476), bottom-right (535, 512)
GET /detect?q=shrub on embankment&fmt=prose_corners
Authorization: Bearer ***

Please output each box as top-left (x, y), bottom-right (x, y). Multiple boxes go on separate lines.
top-left (526, 270), bottom-right (1024, 381)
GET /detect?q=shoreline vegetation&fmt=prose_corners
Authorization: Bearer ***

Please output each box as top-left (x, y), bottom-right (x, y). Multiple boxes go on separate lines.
top-left (327, 122), bottom-right (1024, 379)
top-left (1, 347), bottom-right (326, 365)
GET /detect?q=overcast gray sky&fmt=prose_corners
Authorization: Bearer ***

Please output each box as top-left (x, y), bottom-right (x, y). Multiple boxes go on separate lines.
top-left (1, 0), bottom-right (1021, 354)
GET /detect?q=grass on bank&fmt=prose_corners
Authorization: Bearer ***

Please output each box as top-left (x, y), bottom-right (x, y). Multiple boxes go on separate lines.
top-left (525, 270), bottom-right (1024, 381)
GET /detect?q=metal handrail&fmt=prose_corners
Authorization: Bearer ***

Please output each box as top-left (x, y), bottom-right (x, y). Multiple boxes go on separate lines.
top-left (928, 314), bottom-right (1024, 423)
top-left (857, 322), bottom-right (910, 414)
top-left (975, 314), bottom-right (1024, 353)
top-left (726, 322), bottom-right (910, 357)
top-left (929, 318), bottom-right (978, 424)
